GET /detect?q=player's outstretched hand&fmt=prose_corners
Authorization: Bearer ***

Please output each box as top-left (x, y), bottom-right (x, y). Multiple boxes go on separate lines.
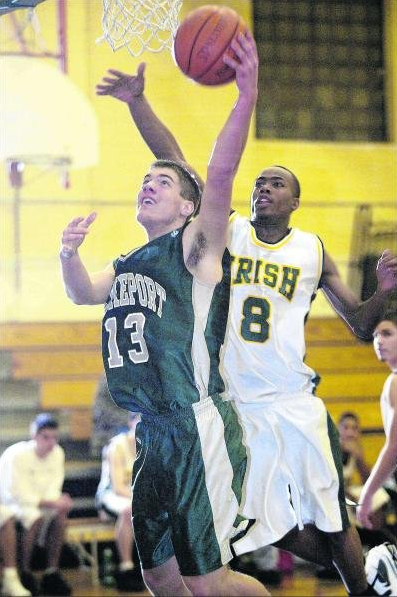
top-left (96, 63), bottom-right (146, 102)
top-left (61, 212), bottom-right (97, 256)
top-left (376, 249), bottom-right (397, 293)
top-left (223, 30), bottom-right (258, 101)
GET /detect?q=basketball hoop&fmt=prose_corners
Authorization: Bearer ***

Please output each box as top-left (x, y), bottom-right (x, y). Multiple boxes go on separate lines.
top-left (99, 0), bottom-right (183, 57)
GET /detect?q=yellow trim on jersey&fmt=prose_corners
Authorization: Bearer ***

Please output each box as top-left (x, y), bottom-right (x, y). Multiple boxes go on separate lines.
top-left (315, 236), bottom-right (324, 288)
top-left (229, 211), bottom-right (238, 223)
top-left (250, 225), bottom-right (295, 249)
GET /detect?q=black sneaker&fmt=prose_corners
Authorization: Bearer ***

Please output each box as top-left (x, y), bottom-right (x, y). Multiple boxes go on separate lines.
top-left (19, 571), bottom-right (39, 597)
top-left (255, 569), bottom-right (282, 585)
top-left (39, 571), bottom-right (72, 596)
top-left (115, 569), bottom-right (146, 592)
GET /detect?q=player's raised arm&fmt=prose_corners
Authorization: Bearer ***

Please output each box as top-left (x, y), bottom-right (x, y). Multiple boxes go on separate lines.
top-left (60, 212), bottom-right (115, 305)
top-left (184, 31), bottom-right (258, 282)
top-left (321, 249), bottom-right (397, 340)
top-left (96, 63), bottom-right (186, 163)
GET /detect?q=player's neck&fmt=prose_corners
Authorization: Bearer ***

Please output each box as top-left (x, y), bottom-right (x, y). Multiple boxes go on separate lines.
top-left (251, 219), bottom-right (291, 244)
top-left (144, 221), bottom-right (182, 241)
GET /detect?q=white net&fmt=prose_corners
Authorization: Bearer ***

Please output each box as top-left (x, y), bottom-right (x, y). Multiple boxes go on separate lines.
top-left (99, 0), bottom-right (183, 57)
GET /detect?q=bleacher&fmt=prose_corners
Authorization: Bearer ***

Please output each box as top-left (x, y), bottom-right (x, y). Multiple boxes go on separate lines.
top-left (304, 317), bottom-right (388, 463)
top-left (0, 317), bottom-right (388, 465)
top-left (0, 317), bottom-right (389, 581)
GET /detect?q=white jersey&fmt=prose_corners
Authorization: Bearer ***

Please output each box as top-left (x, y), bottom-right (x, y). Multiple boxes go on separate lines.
top-left (380, 372), bottom-right (397, 438)
top-left (96, 431), bottom-right (135, 502)
top-left (221, 213), bottom-right (323, 403)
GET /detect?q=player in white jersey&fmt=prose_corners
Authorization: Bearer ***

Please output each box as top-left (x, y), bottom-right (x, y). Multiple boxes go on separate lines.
top-left (222, 213), bottom-right (323, 402)
top-left (96, 63), bottom-right (397, 596)
top-left (358, 312), bottom-right (397, 528)
top-left (357, 312), bottom-right (397, 596)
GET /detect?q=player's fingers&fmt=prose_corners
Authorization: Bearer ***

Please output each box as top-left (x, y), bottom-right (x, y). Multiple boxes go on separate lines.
top-left (234, 30), bottom-right (252, 52)
top-left (107, 69), bottom-right (128, 77)
top-left (83, 212), bottom-right (97, 228)
top-left (223, 53), bottom-right (239, 70)
top-left (95, 86), bottom-right (113, 95)
top-left (229, 34), bottom-right (245, 59)
top-left (137, 62), bottom-right (146, 78)
top-left (96, 82), bottom-right (116, 88)
top-left (101, 76), bottom-right (119, 84)
top-left (68, 216), bottom-right (85, 227)
top-left (63, 232), bottom-right (86, 242)
top-left (230, 33), bottom-right (257, 67)
top-left (377, 250), bottom-right (397, 269)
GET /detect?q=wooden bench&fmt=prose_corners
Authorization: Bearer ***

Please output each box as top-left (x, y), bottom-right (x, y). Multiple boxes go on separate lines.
top-left (65, 517), bottom-right (115, 586)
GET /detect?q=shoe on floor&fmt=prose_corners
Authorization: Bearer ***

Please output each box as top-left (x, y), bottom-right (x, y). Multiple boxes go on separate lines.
top-left (1, 572), bottom-right (31, 596)
top-left (255, 569), bottom-right (282, 585)
top-left (365, 542), bottom-right (397, 596)
top-left (19, 572), bottom-right (38, 597)
top-left (115, 569), bottom-right (146, 592)
top-left (38, 571), bottom-right (71, 596)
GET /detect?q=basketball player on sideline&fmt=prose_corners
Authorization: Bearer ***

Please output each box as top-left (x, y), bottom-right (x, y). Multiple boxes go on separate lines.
top-left (358, 311), bottom-right (397, 529)
top-left (96, 62), bottom-right (397, 596)
top-left (61, 33), bottom-right (268, 597)
top-left (357, 311), bottom-right (397, 595)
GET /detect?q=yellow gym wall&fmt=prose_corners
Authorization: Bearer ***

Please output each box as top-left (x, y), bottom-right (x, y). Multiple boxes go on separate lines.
top-left (0, 0), bottom-right (396, 322)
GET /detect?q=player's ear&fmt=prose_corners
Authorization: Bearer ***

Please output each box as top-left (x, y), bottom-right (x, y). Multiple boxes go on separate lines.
top-left (181, 200), bottom-right (195, 217)
top-left (291, 197), bottom-right (300, 211)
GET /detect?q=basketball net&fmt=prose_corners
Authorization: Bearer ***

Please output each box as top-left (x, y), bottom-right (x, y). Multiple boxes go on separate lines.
top-left (99, 0), bottom-right (183, 57)
top-left (0, 7), bottom-right (49, 55)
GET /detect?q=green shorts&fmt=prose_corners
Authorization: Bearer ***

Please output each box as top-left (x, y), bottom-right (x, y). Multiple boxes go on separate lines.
top-left (131, 395), bottom-right (248, 576)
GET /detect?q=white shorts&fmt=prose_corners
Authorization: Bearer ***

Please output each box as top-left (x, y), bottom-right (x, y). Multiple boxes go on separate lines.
top-left (98, 491), bottom-right (131, 516)
top-left (231, 392), bottom-right (349, 555)
top-left (5, 503), bottom-right (56, 533)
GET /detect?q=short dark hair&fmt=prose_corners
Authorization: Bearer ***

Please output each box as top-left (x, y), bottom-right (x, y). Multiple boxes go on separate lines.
top-left (30, 412), bottom-right (59, 435)
top-left (338, 411), bottom-right (360, 425)
top-left (272, 165), bottom-right (301, 198)
top-left (372, 301), bottom-right (397, 332)
top-left (151, 159), bottom-right (202, 215)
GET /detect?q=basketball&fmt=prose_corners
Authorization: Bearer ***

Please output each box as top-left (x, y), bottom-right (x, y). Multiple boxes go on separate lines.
top-left (173, 5), bottom-right (247, 86)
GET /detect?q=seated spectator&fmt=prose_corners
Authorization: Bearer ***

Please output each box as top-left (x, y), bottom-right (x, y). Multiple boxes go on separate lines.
top-left (0, 413), bottom-right (73, 596)
top-left (339, 411), bottom-right (371, 488)
top-left (0, 504), bottom-right (30, 596)
top-left (90, 374), bottom-right (129, 458)
top-left (95, 412), bottom-right (144, 592)
top-left (338, 412), bottom-right (390, 534)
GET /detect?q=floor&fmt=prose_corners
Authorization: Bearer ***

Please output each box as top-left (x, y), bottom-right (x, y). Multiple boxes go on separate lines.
top-left (62, 565), bottom-right (347, 596)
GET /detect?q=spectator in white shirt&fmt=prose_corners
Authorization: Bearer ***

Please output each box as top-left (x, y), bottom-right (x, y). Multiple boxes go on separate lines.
top-left (0, 503), bottom-right (30, 596)
top-left (0, 414), bottom-right (73, 596)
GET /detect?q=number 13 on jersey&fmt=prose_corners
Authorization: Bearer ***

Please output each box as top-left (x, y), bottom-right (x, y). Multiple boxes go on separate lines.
top-left (104, 314), bottom-right (149, 367)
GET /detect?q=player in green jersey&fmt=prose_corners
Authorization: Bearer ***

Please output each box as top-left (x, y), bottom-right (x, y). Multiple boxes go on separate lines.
top-left (61, 33), bottom-right (268, 597)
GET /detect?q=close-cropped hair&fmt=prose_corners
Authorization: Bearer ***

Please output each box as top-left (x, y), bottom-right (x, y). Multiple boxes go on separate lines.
top-left (272, 165), bottom-right (301, 198)
top-left (30, 412), bottom-right (59, 436)
top-left (152, 159), bottom-right (202, 215)
top-left (373, 306), bottom-right (397, 331)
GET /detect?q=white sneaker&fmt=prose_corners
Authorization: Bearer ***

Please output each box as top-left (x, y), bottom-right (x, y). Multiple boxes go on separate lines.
top-left (1, 574), bottom-right (31, 597)
top-left (365, 542), bottom-right (397, 596)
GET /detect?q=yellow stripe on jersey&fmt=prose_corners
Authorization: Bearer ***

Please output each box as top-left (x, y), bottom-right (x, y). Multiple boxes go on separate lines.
top-left (250, 225), bottom-right (295, 249)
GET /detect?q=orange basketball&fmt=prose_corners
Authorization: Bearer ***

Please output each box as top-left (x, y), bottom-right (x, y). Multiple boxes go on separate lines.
top-left (173, 5), bottom-right (247, 86)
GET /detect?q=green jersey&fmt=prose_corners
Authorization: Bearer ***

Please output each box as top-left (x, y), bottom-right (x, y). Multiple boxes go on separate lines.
top-left (102, 226), bottom-right (231, 416)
